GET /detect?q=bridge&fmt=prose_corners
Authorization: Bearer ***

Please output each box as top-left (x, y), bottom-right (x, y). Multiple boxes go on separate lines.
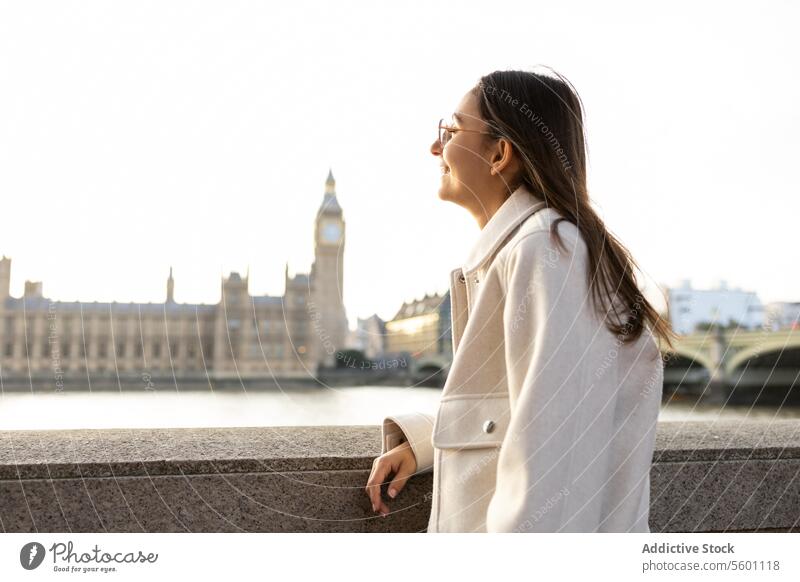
top-left (408, 328), bottom-right (800, 401)
top-left (664, 328), bottom-right (800, 403)
top-left (410, 354), bottom-right (451, 386)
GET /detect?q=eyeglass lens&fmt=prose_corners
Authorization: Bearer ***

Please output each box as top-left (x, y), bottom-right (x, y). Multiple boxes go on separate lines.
top-left (439, 118), bottom-right (450, 145)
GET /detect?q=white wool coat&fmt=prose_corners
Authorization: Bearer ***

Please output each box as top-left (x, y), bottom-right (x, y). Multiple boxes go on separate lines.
top-left (381, 184), bottom-right (663, 533)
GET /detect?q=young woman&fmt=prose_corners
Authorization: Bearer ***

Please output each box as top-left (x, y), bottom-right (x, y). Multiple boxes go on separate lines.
top-left (365, 68), bottom-right (676, 533)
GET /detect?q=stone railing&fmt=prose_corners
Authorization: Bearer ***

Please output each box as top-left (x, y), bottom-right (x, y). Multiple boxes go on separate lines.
top-left (0, 420), bottom-right (797, 532)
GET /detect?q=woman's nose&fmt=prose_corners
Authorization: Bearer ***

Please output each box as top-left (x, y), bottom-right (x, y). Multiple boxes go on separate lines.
top-left (430, 139), bottom-right (442, 156)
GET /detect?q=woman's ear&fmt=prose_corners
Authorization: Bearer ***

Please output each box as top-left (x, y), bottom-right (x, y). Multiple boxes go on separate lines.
top-left (490, 138), bottom-right (516, 176)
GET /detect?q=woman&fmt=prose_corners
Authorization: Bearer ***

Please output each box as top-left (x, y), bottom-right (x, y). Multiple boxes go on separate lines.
top-left (364, 68), bottom-right (676, 533)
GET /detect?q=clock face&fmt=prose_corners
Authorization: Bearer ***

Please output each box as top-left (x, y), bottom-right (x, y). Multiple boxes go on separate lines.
top-left (321, 221), bottom-right (342, 244)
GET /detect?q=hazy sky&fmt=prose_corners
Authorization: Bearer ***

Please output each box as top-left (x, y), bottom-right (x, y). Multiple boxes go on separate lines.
top-left (0, 0), bottom-right (797, 326)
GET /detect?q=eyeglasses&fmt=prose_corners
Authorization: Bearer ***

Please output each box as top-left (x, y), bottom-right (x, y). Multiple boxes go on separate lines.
top-left (438, 118), bottom-right (494, 146)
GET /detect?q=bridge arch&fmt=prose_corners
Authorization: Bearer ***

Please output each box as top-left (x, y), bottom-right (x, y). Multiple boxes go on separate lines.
top-left (726, 340), bottom-right (800, 375)
top-left (663, 347), bottom-right (715, 376)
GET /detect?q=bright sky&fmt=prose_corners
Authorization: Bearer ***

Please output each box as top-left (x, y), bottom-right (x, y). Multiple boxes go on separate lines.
top-left (0, 0), bottom-right (797, 326)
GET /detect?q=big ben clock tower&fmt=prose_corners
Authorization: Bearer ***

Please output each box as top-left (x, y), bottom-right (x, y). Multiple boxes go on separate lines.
top-left (310, 169), bottom-right (349, 370)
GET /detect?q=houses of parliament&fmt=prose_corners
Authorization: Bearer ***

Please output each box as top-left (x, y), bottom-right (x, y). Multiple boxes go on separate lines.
top-left (0, 172), bottom-right (349, 384)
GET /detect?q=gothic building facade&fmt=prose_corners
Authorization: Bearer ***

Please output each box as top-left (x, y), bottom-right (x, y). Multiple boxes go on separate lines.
top-left (0, 172), bottom-right (348, 383)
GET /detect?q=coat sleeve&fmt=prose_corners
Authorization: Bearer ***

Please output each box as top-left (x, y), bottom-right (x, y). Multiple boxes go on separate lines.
top-left (381, 412), bottom-right (435, 473)
top-left (485, 229), bottom-right (614, 532)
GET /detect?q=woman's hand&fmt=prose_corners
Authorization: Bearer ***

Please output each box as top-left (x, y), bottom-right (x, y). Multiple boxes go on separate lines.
top-left (364, 440), bottom-right (418, 517)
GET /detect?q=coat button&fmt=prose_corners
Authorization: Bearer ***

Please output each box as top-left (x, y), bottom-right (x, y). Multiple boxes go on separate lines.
top-left (482, 420), bottom-right (495, 433)
top-left (458, 273), bottom-right (466, 283)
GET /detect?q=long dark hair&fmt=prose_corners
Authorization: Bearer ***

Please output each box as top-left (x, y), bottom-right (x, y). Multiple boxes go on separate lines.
top-left (472, 67), bottom-right (676, 351)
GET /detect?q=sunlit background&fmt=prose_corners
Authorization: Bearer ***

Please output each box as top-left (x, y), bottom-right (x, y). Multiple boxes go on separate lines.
top-left (1, 1), bottom-right (797, 318)
top-left (0, 0), bottom-right (798, 429)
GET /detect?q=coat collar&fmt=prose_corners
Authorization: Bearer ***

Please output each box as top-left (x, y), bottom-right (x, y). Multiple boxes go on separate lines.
top-left (461, 183), bottom-right (548, 275)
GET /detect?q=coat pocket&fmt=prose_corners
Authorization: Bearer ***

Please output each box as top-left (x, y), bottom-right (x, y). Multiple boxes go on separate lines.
top-left (432, 393), bottom-right (510, 449)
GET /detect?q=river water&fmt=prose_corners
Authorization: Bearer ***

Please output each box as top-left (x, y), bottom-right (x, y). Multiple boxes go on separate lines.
top-left (1, 386), bottom-right (799, 431)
